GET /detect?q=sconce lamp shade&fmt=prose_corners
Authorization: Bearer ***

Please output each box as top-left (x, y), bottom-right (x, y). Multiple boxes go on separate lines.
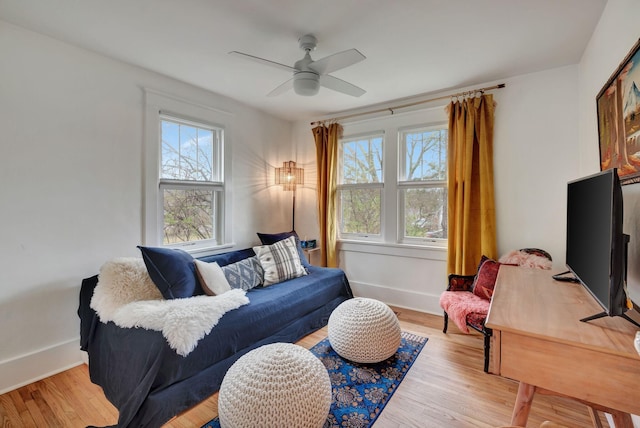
top-left (275, 161), bottom-right (304, 191)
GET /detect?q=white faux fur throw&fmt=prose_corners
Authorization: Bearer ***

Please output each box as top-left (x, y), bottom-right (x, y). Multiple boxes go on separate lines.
top-left (91, 257), bottom-right (249, 356)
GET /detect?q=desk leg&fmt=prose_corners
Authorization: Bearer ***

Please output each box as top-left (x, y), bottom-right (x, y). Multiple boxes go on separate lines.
top-left (588, 407), bottom-right (604, 428)
top-left (610, 410), bottom-right (634, 428)
top-left (511, 382), bottom-right (536, 427)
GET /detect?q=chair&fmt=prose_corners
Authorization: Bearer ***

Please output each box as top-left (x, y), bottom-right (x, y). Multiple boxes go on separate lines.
top-left (440, 248), bottom-right (552, 372)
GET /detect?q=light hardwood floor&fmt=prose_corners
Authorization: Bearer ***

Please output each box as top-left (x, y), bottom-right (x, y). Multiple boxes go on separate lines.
top-left (0, 308), bottom-right (608, 428)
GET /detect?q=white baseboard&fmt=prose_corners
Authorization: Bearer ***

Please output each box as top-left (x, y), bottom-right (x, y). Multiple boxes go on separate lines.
top-left (0, 337), bottom-right (84, 394)
top-left (349, 280), bottom-right (442, 315)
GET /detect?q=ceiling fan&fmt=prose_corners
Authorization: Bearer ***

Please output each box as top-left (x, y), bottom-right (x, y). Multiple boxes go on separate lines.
top-left (229, 34), bottom-right (366, 97)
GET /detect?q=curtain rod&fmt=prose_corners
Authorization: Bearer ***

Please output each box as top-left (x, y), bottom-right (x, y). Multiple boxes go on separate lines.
top-left (310, 83), bottom-right (505, 126)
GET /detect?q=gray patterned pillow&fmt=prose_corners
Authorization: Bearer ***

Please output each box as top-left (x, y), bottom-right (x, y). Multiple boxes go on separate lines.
top-left (221, 256), bottom-right (264, 291)
top-left (253, 236), bottom-right (307, 286)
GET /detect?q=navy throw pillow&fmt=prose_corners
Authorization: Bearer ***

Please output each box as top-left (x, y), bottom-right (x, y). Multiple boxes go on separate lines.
top-left (256, 231), bottom-right (310, 268)
top-left (137, 246), bottom-right (203, 299)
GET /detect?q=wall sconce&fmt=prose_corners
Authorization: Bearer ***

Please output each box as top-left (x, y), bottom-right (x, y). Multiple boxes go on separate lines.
top-left (275, 160), bottom-right (304, 230)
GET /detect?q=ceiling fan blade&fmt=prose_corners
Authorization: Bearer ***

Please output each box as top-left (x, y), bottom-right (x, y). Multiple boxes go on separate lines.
top-left (308, 49), bottom-right (366, 75)
top-left (228, 51), bottom-right (296, 73)
top-left (320, 75), bottom-right (366, 97)
top-left (267, 78), bottom-right (294, 97)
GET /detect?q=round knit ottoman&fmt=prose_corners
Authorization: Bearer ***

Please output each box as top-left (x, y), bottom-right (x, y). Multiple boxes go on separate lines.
top-left (218, 342), bottom-right (331, 428)
top-left (328, 297), bottom-right (401, 363)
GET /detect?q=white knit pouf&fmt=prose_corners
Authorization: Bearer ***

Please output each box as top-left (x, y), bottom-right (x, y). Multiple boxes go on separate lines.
top-left (218, 343), bottom-right (331, 428)
top-left (328, 297), bottom-right (401, 363)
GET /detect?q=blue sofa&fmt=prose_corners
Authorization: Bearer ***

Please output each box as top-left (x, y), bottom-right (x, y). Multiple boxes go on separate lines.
top-left (78, 247), bottom-right (353, 428)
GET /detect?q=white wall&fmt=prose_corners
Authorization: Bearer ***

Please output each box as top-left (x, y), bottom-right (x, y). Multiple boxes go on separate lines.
top-left (579, 2), bottom-right (640, 420)
top-left (293, 66), bottom-right (580, 314)
top-left (494, 65), bottom-right (580, 265)
top-left (579, 0), bottom-right (640, 303)
top-left (0, 20), bottom-right (292, 393)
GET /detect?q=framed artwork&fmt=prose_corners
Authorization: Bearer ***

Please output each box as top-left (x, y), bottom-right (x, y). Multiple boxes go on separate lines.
top-left (597, 38), bottom-right (640, 185)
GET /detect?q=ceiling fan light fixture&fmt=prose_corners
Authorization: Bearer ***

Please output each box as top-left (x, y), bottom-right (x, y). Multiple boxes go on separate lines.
top-left (294, 71), bottom-right (320, 96)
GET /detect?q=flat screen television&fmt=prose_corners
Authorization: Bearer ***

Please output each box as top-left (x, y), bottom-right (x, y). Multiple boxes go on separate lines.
top-left (559, 168), bottom-right (639, 327)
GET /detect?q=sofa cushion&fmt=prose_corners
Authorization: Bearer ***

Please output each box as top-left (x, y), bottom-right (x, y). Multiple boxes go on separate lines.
top-left (253, 236), bottom-right (307, 286)
top-left (194, 260), bottom-right (232, 296)
top-left (221, 256), bottom-right (264, 291)
top-left (472, 256), bottom-right (501, 300)
top-left (137, 246), bottom-right (202, 299)
top-left (257, 230), bottom-right (310, 268)
top-left (198, 248), bottom-right (256, 267)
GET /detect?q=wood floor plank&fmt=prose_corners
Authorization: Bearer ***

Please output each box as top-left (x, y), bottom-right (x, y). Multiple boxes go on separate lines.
top-left (0, 308), bottom-right (607, 427)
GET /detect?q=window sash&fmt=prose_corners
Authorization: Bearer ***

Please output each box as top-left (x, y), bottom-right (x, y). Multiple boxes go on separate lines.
top-left (339, 132), bottom-right (384, 185)
top-left (398, 125), bottom-right (447, 184)
top-left (160, 114), bottom-right (224, 183)
top-left (398, 185), bottom-right (447, 245)
top-left (159, 181), bottom-right (223, 248)
top-left (337, 186), bottom-right (383, 240)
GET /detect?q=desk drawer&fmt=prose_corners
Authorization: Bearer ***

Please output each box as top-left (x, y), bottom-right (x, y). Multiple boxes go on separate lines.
top-left (499, 331), bottom-right (640, 415)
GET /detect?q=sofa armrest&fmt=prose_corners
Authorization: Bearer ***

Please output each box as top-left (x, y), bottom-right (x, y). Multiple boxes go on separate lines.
top-left (446, 274), bottom-right (475, 292)
top-left (78, 274), bottom-right (99, 351)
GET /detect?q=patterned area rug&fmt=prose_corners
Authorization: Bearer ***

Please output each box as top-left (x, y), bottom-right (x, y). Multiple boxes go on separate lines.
top-left (202, 331), bottom-right (427, 428)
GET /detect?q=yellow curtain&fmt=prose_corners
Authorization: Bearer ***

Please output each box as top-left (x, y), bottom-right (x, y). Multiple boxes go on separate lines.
top-left (313, 123), bottom-right (342, 267)
top-left (447, 94), bottom-right (497, 275)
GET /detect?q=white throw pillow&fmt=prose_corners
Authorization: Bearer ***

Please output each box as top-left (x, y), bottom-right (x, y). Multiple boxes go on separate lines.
top-left (253, 236), bottom-right (307, 286)
top-left (194, 260), bottom-right (232, 296)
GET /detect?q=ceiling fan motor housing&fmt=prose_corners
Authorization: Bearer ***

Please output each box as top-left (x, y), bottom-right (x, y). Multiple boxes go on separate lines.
top-left (298, 34), bottom-right (317, 52)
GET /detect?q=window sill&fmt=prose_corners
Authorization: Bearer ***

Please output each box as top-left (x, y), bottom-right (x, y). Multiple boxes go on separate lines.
top-left (171, 242), bottom-right (236, 257)
top-left (337, 240), bottom-right (446, 261)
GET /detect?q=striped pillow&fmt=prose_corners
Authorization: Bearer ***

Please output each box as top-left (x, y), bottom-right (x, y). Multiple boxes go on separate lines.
top-left (253, 236), bottom-right (307, 286)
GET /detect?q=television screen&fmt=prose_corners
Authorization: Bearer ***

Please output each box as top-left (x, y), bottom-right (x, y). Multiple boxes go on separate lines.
top-left (566, 169), bottom-right (618, 312)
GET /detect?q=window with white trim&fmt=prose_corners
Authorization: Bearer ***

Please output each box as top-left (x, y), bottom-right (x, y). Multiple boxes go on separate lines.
top-left (336, 105), bottom-right (448, 247)
top-left (337, 133), bottom-right (384, 240)
top-left (159, 115), bottom-right (224, 246)
top-left (398, 125), bottom-right (448, 243)
top-left (143, 88), bottom-right (233, 252)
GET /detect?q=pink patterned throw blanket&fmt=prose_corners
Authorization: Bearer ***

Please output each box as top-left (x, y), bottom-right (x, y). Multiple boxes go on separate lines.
top-left (439, 291), bottom-right (490, 333)
top-left (498, 249), bottom-right (552, 270)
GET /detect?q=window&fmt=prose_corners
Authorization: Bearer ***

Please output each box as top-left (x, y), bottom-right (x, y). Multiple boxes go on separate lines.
top-left (143, 88), bottom-right (232, 252)
top-left (336, 106), bottom-right (448, 247)
top-left (398, 126), bottom-right (448, 243)
top-left (159, 116), bottom-right (224, 246)
top-left (337, 133), bottom-right (384, 239)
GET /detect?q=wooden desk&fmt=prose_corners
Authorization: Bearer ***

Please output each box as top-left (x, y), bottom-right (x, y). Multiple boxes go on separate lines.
top-left (485, 266), bottom-right (640, 427)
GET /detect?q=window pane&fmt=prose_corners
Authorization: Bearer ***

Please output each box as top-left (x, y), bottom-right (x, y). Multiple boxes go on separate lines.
top-left (339, 188), bottom-right (381, 235)
top-left (404, 129), bottom-right (447, 181)
top-left (161, 121), bottom-right (181, 179)
top-left (341, 136), bottom-right (383, 184)
top-left (163, 188), bottom-right (215, 244)
top-left (161, 119), bottom-right (215, 182)
top-left (198, 129), bottom-right (214, 181)
top-left (403, 187), bottom-right (447, 239)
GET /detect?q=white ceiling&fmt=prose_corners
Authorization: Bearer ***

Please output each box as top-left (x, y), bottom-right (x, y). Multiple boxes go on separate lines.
top-left (0, 0), bottom-right (606, 122)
